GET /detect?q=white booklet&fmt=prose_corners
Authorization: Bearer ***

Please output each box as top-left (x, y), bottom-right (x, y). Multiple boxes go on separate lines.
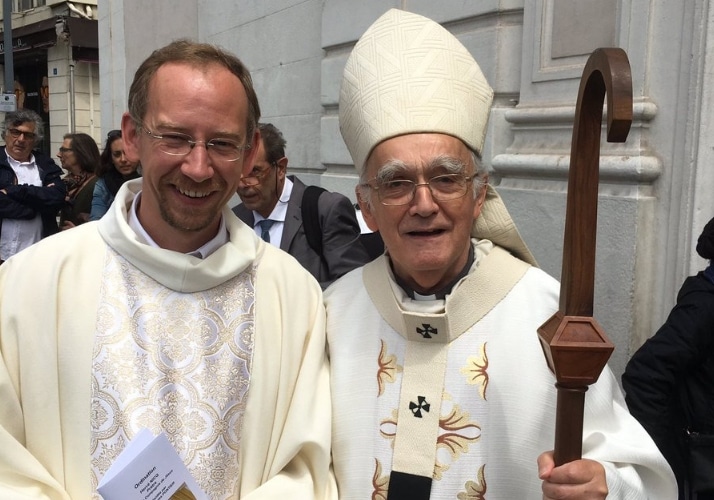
top-left (97, 429), bottom-right (207, 500)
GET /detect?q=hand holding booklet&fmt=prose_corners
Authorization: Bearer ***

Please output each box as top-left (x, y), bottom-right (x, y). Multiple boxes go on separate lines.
top-left (97, 429), bottom-right (207, 500)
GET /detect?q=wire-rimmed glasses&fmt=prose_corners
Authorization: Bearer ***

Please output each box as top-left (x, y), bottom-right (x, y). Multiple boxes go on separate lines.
top-left (140, 126), bottom-right (249, 162)
top-left (365, 173), bottom-right (475, 206)
top-left (239, 160), bottom-right (283, 186)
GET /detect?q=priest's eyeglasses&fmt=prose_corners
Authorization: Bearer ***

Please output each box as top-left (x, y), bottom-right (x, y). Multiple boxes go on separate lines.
top-left (366, 173), bottom-right (475, 206)
top-left (140, 126), bottom-right (249, 162)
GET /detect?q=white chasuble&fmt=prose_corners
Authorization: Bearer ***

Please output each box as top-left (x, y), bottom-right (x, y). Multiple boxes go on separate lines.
top-left (90, 248), bottom-right (257, 499)
top-left (329, 237), bottom-right (677, 499)
top-left (328, 242), bottom-right (534, 499)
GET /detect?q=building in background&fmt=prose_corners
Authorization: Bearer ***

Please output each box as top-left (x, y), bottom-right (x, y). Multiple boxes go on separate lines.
top-left (0, 0), bottom-right (98, 156)
top-left (99, 1), bottom-right (713, 380)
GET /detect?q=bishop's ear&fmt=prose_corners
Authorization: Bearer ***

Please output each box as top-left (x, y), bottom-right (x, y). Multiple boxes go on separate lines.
top-left (356, 185), bottom-right (380, 232)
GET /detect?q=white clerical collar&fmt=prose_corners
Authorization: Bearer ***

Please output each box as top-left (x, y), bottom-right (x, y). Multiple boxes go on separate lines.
top-left (394, 245), bottom-right (476, 301)
top-left (127, 191), bottom-right (229, 258)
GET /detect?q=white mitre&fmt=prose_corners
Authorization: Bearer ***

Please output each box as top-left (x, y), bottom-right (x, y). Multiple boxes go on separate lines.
top-left (339, 8), bottom-right (537, 266)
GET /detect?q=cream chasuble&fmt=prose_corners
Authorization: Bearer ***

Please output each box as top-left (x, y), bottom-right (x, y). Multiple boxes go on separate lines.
top-left (327, 239), bottom-right (677, 499)
top-left (90, 247), bottom-right (260, 499)
top-left (362, 242), bottom-right (528, 499)
top-left (0, 179), bottom-right (336, 500)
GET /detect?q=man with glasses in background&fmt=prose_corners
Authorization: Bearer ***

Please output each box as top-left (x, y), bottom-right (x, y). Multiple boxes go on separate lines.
top-left (234, 122), bottom-right (370, 288)
top-left (0, 109), bottom-right (66, 263)
top-left (325, 9), bottom-right (676, 499)
top-left (0, 40), bottom-right (335, 499)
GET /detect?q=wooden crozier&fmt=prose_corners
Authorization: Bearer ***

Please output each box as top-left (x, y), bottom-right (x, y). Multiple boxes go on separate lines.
top-left (537, 47), bottom-right (633, 466)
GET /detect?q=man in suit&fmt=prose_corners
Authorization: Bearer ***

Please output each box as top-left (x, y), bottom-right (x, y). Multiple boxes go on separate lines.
top-left (234, 123), bottom-right (371, 288)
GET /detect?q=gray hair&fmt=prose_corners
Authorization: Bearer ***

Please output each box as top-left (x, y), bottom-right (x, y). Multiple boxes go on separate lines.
top-left (2, 109), bottom-right (44, 143)
top-left (357, 148), bottom-right (487, 210)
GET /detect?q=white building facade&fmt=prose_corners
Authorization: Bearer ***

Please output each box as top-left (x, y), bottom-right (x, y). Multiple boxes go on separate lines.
top-left (0, 0), bottom-right (99, 155)
top-left (99, 0), bottom-right (714, 378)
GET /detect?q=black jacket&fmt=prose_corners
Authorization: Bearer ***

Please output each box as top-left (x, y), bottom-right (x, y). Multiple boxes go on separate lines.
top-left (622, 271), bottom-right (714, 497)
top-left (0, 147), bottom-right (66, 239)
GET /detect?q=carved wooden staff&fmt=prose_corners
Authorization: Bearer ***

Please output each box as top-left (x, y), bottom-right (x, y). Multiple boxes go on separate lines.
top-left (537, 47), bottom-right (633, 466)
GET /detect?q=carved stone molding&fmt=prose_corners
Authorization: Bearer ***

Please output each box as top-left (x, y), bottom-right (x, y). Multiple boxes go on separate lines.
top-left (492, 100), bottom-right (659, 187)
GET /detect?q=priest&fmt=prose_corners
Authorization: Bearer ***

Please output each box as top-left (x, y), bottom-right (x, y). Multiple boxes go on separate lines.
top-left (0, 40), bottom-right (334, 499)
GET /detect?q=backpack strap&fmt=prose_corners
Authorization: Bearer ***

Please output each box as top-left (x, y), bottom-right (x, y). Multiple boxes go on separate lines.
top-left (301, 185), bottom-right (327, 256)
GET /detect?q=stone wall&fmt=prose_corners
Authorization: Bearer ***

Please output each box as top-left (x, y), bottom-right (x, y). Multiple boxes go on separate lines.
top-left (99, 0), bottom-right (714, 378)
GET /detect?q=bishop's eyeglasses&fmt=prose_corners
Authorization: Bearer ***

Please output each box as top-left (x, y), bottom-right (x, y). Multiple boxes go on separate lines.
top-left (364, 173), bottom-right (475, 206)
top-left (139, 126), bottom-right (249, 162)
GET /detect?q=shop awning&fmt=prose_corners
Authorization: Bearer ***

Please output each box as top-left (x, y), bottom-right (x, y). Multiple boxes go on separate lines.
top-left (0, 17), bottom-right (58, 54)
top-left (0, 15), bottom-right (97, 58)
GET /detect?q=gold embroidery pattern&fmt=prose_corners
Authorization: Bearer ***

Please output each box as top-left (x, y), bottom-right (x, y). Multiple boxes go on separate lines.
top-left (379, 408), bottom-right (398, 442)
top-left (460, 342), bottom-right (489, 400)
top-left (379, 400), bottom-right (481, 479)
top-left (457, 464), bottom-right (487, 500)
top-left (90, 250), bottom-right (256, 500)
top-left (192, 441), bottom-right (241, 498)
top-left (91, 434), bottom-right (127, 485)
top-left (377, 340), bottom-right (402, 396)
top-left (435, 403), bottom-right (481, 479)
top-left (371, 458), bottom-right (389, 500)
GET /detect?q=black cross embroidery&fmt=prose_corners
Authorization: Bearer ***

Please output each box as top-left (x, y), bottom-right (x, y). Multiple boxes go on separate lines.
top-left (409, 396), bottom-right (430, 418)
top-left (416, 323), bottom-right (438, 339)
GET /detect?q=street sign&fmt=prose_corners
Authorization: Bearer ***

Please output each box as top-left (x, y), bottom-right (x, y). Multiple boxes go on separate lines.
top-left (0, 93), bottom-right (16, 112)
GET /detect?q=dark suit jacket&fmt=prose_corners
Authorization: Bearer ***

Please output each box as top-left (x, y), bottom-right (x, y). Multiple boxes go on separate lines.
top-left (233, 176), bottom-right (372, 288)
top-left (0, 148), bottom-right (66, 239)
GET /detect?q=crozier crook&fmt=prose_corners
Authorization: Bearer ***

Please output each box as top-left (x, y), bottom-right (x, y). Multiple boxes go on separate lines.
top-left (537, 48), bottom-right (633, 466)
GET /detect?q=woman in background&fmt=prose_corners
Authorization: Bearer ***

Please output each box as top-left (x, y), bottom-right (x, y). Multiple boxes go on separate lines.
top-left (57, 133), bottom-right (99, 230)
top-left (90, 129), bottom-right (140, 221)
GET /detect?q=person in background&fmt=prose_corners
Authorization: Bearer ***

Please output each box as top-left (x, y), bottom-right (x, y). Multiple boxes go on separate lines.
top-left (234, 122), bottom-right (370, 288)
top-left (623, 216), bottom-right (714, 500)
top-left (13, 80), bottom-right (25, 109)
top-left (90, 129), bottom-right (141, 220)
top-left (0, 39), bottom-right (334, 499)
top-left (58, 132), bottom-right (99, 229)
top-left (0, 109), bottom-right (65, 263)
top-left (325, 9), bottom-right (676, 499)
